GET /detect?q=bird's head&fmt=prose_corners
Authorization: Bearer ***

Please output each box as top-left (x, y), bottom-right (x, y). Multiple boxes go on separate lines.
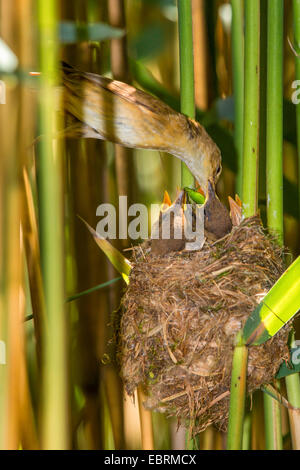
top-left (200, 148), bottom-right (222, 195)
top-left (187, 127), bottom-right (222, 194)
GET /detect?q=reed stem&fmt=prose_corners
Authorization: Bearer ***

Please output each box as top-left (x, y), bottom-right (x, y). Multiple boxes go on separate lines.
top-left (242, 414), bottom-right (252, 450)
top-left (263, 387), bottom-right (283, 449)
top-left (137, 387), bottom-right (154, 450)
top-left (242, 0), bottom-right (260, 217)
top-left (227, 333), bottom-right (248, 450)
top-left (177, 0), bottom-right (195, 188)
top-left (37, 0), bottom-right (69, 449)
top-left (227, 0), bottom-right (261, 449)
top-left (266, 0), bottom-right (284, 242)
top-left (177, 0), bottom-right (197, 447)
top-left (258, 0), bottom-right (268, 225)
top-left (231, 0), bottom-right (244, 197)
top-left (263, 0), bottom-right (284, 449)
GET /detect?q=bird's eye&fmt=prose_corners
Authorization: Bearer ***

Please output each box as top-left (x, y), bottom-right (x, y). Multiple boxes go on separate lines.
top-left (216, 165), bottom-right (221, 175)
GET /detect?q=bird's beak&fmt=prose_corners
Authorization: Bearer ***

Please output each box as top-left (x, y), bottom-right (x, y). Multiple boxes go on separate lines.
top-left (204, 179), bottom-right (217, 204)
top-left (195, 178), bottom-right (216, 201)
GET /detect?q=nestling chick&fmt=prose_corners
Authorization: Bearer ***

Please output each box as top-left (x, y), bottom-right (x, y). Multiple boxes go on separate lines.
top-left (151, 184), bottom-right (232, 255)
top-left (151, 191), bottom-right (186, 256)
top-left (204, 181), bottom-right (232, 241)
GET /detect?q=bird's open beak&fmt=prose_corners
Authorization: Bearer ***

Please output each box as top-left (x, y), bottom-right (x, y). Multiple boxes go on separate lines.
top-left (160, 189), bottom-right (186, 213)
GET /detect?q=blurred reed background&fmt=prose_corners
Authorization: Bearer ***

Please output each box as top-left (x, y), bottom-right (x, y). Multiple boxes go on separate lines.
top-left (0, 0), bottom-right (299, 450)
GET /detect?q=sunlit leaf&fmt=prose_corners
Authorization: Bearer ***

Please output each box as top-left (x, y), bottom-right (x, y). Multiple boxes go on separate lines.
top-left (79, 216), bottom-right (132, 284)
top-left (243, 256), bottom-right (300, 346)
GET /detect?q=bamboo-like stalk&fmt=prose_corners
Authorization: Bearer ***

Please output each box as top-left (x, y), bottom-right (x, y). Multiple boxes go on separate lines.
top-left (177, 0), bottom-right (195, 188)
top-left (227, 0), bottom-right (260, 449)
top-left (264, 0), bottom-right (284, 449)
top-left (258, 0), bottom-right (268, 227)
top-left (192, 0), bottom-right (209, 110)
top-left (37, 0), bottom-right (69, 449)
top-left (185, 430), bottom-right (194, 450)
top-left (137, 387), bottom-right (154, 450)
top-left (226, 333), bottom-right (248, 449)
top-left (19, 249), bottom-right (39, 450)
top-left (251, 392), bottom-right (266, 449)
top-left (242, 0), bottom-right (260, 217)
top-left (266, 0), bottom-right (284, 241)
top-left (242, 414), bottom-right (252, 450)
top-left (0, 0), bottom-right (27, 450)
top-left (63, 0), bottom-right (109, 448)
top-left (258, 0), bottom-right (267, 213)
top-left (200, 426), bottom-right (215, 450)
top-left (108, 0), bottom-right (135, 203)
top-left (177, 0), bottom-right (197, 448)
top-left (108, 0), bottom-right (140, 450)
top-left (263, 387), bottom-right (283, 449)
top-left (231, 0), bottom-right (244, 197)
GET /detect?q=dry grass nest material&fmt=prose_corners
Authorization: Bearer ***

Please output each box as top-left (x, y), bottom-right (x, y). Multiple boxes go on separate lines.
top-left (118, 216), bottom-right (292, 433)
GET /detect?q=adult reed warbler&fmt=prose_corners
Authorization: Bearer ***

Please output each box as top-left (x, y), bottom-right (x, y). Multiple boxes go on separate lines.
top-left (61, 62), bottom-right (222, 194)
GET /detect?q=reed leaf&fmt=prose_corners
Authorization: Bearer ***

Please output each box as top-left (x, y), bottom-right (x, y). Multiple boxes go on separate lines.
top-left (79, 217), bottom-right (132, 284)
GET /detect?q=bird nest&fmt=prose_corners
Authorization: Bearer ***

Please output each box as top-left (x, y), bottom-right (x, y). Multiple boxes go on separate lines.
top-left (117, 216), bottom-right (292, 433)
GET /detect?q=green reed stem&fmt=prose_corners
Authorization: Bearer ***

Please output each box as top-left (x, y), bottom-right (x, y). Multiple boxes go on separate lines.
top-left (242, 414), bottom-right (252, 450)
top-left (177, 0), bottom-right (196, 448)
top-left (227, 333), bottom-right (248, 450)
top-left (227, 1), bottom-right (261, 449)
top-left (266, 0), bottom-right (284, 242)
top-left (231, 0), bottom-right (244, 197)
top-left (227, 0), bottom-right (261, 449)
top-left (263, 385), bottom-right (283, 449)
top-left (37, 0), bottom-right (69, 449)
top-left (258, 0), bottom-right (268, 225)
top-left (265, 0), bottom-right (300, 449)
top-left (263, 0), bottom-right (284, 450)
top-left (177, 0), bottom-right (195, 188)
top-left (242, 0), bottom-right (260, 217)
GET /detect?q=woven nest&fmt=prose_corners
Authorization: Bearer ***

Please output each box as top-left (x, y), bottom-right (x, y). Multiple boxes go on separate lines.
top-left (117, 216), bottom-right (292, 433)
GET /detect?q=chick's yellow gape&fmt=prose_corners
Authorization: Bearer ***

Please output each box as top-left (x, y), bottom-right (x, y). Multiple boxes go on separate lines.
top-left (61, 62), bottom-right (221, 192)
